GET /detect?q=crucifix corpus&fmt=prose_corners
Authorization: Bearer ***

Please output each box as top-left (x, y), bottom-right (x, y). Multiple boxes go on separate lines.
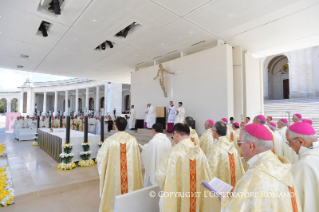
top-left (153, 64), bottom-right (174, 97)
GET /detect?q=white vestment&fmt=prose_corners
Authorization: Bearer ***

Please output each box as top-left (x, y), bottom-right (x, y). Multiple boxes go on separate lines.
top-left (167, 105), bottom-right (176, 123)
top-left (141, 133), bottom-right (172, 187)
top-left (144, 108), bottom-right (148, 126)
top-left (40, 120), bottom-right (46, 128)
top-left (24, 119), bottom-right (30, 128)
top-left (291, 141), bottom-right (319, 212)
top-left (278, 126), bottom-right (299, 164)
top-left (273, 131), bottom-right (284, 156)
top-left (174, 106), bottom-right (185, 124)
top-left (95, 119), bottom-right (101, 135)
top-left (88, 118), bottom-right (96, 133)
top-left (147, 105), bottom-right (156, 128)
top-left (129, 108), bottom-right (136, 129)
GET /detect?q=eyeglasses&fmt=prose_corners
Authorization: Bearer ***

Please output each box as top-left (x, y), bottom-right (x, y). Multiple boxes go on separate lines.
top-left (286, 137), bottom-right (299, 145)
top-left (237, 141), bottom-right (245, 146)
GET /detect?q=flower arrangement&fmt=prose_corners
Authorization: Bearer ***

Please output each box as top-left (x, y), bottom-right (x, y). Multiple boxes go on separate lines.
top-left (0, 166), bottom-right (14, 207)
top-left (58, 142), bottom-right (76, 170)
top-left (32, 133), bottom-right (38, 147)
top-left (78, 141), bottom-right (95, 167)
top-left (0, 144), bottom-right (6, 157)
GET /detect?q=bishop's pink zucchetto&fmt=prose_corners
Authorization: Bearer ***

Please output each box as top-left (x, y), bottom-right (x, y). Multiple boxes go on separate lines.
top-left (208, 119), bottom-right (214, 126)
top-left (289, 122), bottom-right (316, 135)
top-left (233, 122), bottom-right (239, 127)
top-left (257, 115), bottom-right (266, 122)
top-left (245, 123), bottom-right (273, 140)
top-left (269, 122), bottom-right (276, 128)
top-left (280, 118), bottom-right (288, 124)
top-left (302, 119), bottom-right (313, 125)
top-left (221, 118), bottom-right (228, 123)
top-left (294, 113), bottom-right (302, 119)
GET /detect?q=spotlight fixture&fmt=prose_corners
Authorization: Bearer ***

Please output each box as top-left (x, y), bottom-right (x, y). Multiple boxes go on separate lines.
top-left (115, 22), bottom-right (139, 38)
top-left (48, 0), bottom-right (62, 15)
top-left (38, 21), bottom-right (50, 37)
top-left (95, 40), bottom-right (114, 51)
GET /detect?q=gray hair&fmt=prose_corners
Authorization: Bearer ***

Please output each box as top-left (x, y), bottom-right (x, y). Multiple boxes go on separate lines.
top-left (286, 129), bottom-right (317, 142)
top-left (293, 114), bottom-right (302, 121)
top-left (278, 120), bottom-right (288, 126)
top-left (241, 128), bottom-right (273, 152)
top-left (185, 116), bottom-right (194, 127)
top-left (205, 120), bottom-right (213, 128)
top-left (256, 117), bottom-right (266, 124)
top-left (268, 124), bottom-right (276, 131)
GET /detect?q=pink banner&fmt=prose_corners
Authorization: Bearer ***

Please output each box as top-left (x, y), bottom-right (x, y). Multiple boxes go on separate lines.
top-left (6, 112), bottom-right (21, 131)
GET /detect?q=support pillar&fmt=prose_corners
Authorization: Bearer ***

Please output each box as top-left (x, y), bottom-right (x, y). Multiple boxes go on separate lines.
top-left (43, 92), bottom-right (47, 114)
top-left (95, 86), bottom-right (99, 112)
top-left (75, 89), bottom-right (79, 113)
top-left (104, 83), bottom-right (108, 115)
top-left (54, 91), bottom-right (58, 115)
top-left (85, 88), bottom-right (89, 111)
top-left (65, 90), bottom-right (68, 113)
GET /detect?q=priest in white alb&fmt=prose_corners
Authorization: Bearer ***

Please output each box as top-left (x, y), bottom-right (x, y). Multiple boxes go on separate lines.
top-left (287, 122), bottom-right (319, 212)
top-left (221, 124), bottom-right (302, 212)
top-left (292, 113), bottom-right (302, 123)
top-left (97, 117), bottom-right (143, 212)
top-left (146, 103), bottom-right (156, 128)
top-left (277, 118), bottom-right (299, 164)
top-left (221, 118), bottom-right (235, 142)
top-left (88, 115), bottom-right (96, 134)
top-left (141, 123), bottom-right (172, 187)
top-left (174, 102), bottom-right (185, 124)
top-left (167, 101), bottom-right (175, 133)
top-left (199, 119), bottom-right (214, 155)
top-left (184, 116), bottom-right (199, 143)
top-left (155, 123), bottom-right (220, 212)
top-left (128, 105), bottom-right (136, 129)
top-left (206, 121), bottom-right (244, 188)
top-left (95, 116), bottom-right (101, 135)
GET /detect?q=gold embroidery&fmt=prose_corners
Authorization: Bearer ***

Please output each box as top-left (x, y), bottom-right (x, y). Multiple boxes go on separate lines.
top-left (288, 186), bottom-right (298, 212)
top-left (189, 159), bottom-right (196, 212)
top-left (120, 143), bottom-right (128, 194)
top-left (228, 153), bottom-right (236, 191)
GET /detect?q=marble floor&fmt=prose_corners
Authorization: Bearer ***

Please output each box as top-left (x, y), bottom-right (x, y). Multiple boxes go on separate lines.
top-left (0, 131), bottom-right (146, 212)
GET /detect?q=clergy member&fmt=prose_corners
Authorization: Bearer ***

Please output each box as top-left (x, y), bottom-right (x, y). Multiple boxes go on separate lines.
top-left (199, 119), bottom-right (214, 155)
top-left (88, 115), bottom-right (96, 134)
top-left (128, 105), bottom-right (136, 129)
top-left (206, 121), bottom-right (244, 188)
top-left (174, 102), bottom-right (185, 124)
top-left (71, 117), bottom-right (76, 130)
top-left (221, 123), bottom-right (302, 212)
top-left (95, 116), bottom-right (101, 135)
top-left (245, 117), bottom-right (252, 125)
top-left (292, 113), bottom-right (302, 123)
top-left (228, 117), bottom-right (234, 126)
top-left (167, 101), bottom-right (175, 133)
top-left (146, 103), bottom-right (156, 128)
top-left (266, 116), bottom-right (272, 124)
top-left (277, 118), bottom-right (299, 164)
top-left (302, 118), bottom-right (313, 125)
top-left (97, 117), bottom-right (143, 212)
top-left (253, 115), bottom-right (276, 154)
top-left (155, 123), bottom-right (220, 212)
top-left (185, 116), bottom-right (199, 143)
top-left (287, 122), bottom-right (319, 212)
top-left (62, 116), bottom-right (66, 128)
top-left (268, 122), bottom-right (284, 156)
top-left (141, 123), bottom-right (172, 187)
top-left (221, 118), bottom-right (235, 142)
top-left (54, 116), bottom-right (60, 128)
top-left (144, 104), bottom-right (148, 129)
top-left (231, 122), bottom-right (241, 156)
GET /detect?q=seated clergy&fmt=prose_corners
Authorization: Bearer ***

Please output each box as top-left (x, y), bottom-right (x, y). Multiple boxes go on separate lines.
top-left (287, 122), bottom-right (319, 212)
top-left (221, 124), bottom-right (302, 212)
top-left (141, 123), bottom-right (172, 187)
top-left (155, 123), bottom-right (220, 212)
top-left (185, 116), bottom-right (199, 144)
top-left (206, 121), bottom-right (244, 188)
top-left (97, 117), bottom-right (143, 212)
top-left (199, 119), bottom-right (214, 155)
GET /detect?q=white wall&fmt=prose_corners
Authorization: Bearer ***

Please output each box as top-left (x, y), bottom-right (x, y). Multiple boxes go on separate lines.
top-left (131, 44), bottom-right (234, 134)
top-left (233, 47), bottom-right (244, 122)
top-left (244, 53), bottom-right (263, 118)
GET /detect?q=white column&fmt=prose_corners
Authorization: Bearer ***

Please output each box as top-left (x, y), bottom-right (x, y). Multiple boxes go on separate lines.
top-left (19, 91), bottom-right (24, 113)
top-left (104, 83), bottom-right (108, 115)
top-left (6, 100), bottom-right (11, 113)
top-left (65, 90), bottom-right (68, 113)
top-left (95, 85), bottom-right (99, 112)
top-left (43, 92), bottom-right (47, 113)
top-left (75, 89), bottom-right (79, 113)
top-left (54, 91), bottom-right (58, 115)
top-left (27, 88), bottom-right (31, 115)
top-left (86, 88), bottom-right (89, 111)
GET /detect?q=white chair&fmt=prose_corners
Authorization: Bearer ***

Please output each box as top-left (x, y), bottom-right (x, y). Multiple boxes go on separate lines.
top-left (114, 185), bottom-right (161, 212)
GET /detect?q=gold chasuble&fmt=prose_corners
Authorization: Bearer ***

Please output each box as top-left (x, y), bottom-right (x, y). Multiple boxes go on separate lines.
top-left (155, 138), bottom-right (220, 212)
top-left (222, 151), bottom-right (302, 212)
top-left (79, 119), bottom-right (84, 132)
top-left (97, 131), bottom-right (143, 212)
top-left (190, 128), bottom-right (199, 144)
top-left (62, 119), bottom-right (66, 128)
top-left (199, 129), bottom-right (214, 155)
top-left (206, 136), bottom-right (244, 188)
top-left (71, 119), bottom-right (76, 130)
top-left (264, 124), bottom-right (276, 154)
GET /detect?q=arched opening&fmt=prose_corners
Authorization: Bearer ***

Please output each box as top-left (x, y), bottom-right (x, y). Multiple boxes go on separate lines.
top-left (100, 97), bottom-right (104, 109)
top-left (267, 55), bottom-right (289, 100)
top-left (11, 98), bottom-right (18, 112)
top-left (78, 98), bottom-right (82, 112)
top-left (0, 98), bottom-right (7, 113)
top-left (89, 98), bottom-right (94, 110)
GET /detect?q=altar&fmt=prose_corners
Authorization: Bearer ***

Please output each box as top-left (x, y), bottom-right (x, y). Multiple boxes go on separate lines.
top-left (16, 127), bottom-right (37, 141)
top-left (38, 128), bottom-right (100, 162)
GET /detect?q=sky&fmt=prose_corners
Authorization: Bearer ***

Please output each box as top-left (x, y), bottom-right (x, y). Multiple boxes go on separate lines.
top-left (0, 68), bottom-right (74, 92)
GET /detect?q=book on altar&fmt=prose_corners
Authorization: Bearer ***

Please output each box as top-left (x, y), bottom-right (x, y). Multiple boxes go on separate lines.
top-left (201, 177), bottom-right (233, 197)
